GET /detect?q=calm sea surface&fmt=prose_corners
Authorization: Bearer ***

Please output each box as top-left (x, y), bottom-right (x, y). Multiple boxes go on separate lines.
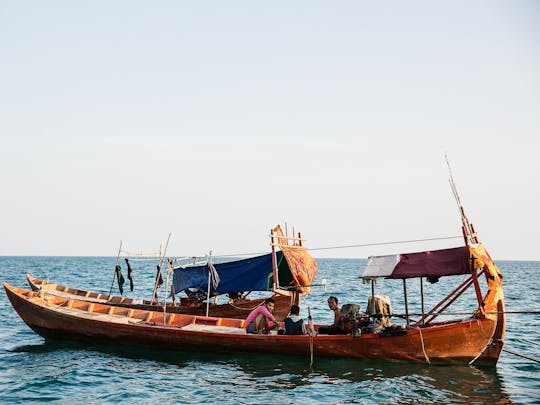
top-left (1, 257), bottom-right (539, 404)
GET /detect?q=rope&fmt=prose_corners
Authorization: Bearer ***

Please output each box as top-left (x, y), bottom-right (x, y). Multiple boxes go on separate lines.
top-left (503, 349), bottom-right (540, 363)
top-left (227, 301), bottom-right (263, 311)
top-left (414, 327), bottom-right (430, 364)
top-left (308, 236), bottom-right (463, 252)
top-left (215, 235), bottom-right (463, 257)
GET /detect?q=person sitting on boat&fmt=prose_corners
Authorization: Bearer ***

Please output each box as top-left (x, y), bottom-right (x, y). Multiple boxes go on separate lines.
top-left (283, 305), bottom-right (306, 335)
top-left (317, 296), bottom-right (347, 335)
top-left (245, 298), bottom-right (278, 334)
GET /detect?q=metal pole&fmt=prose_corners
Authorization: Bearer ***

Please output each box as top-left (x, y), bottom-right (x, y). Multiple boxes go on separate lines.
top-left (420, 277), bottom-right (425, 326)
top-left (403, 279), bottom-right (409, 326)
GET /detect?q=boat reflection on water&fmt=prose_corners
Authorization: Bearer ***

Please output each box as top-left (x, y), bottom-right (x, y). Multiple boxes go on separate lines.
top-left (10, 341), bottom-right (512, 404)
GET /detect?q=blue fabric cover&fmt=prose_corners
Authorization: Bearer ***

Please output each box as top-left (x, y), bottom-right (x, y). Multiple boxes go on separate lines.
top-left (172, 252), bottom-right (282, 294)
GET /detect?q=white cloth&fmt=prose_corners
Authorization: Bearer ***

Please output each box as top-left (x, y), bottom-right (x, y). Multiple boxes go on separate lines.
top-left (361, 254), bottom-right (399, 279)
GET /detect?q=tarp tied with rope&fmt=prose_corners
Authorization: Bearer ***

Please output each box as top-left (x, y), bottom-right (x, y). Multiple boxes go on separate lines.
top-left (273, 225), bottom-right (318, 291)
top-left (469, 243), bottom-right (505, 321)
top-left (362, 246), bottom-right (470, 280)
top-left (172, 252), bottom-right (283, 295)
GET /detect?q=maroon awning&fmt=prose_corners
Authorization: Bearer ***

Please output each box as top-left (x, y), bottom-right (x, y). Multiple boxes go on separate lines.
top-left (389, 246), bottom-right (470, 279)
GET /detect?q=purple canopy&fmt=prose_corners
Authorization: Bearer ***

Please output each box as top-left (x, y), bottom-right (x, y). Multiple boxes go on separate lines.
top-left (362, 246), bottom-right (470, 279)
top-left (390, 246), bottom-right (469, 279)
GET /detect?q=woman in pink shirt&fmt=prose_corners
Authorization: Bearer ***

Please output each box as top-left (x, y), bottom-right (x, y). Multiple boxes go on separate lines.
top-left (245, 298), bottom-right (277, 334)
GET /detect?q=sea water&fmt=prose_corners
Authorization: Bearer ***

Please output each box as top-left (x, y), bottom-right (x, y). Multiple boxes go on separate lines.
top-left (0, 257), bottom-right (538, 404)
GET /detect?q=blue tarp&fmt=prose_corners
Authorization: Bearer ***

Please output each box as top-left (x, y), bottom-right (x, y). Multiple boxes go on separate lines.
top-left (172, 252), bottom-right (283, 294)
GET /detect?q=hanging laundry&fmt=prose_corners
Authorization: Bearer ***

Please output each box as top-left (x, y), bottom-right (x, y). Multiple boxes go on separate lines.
top-left (155, 264), bottom-right (163, 288)
top-left (125, 258), bottom-right (134, 292)
top-left (115, 264), bottom-right (125, 295)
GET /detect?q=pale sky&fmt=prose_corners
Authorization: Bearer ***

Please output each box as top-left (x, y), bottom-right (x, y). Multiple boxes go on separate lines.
top-left (1, 1), bottom-right (539, 260)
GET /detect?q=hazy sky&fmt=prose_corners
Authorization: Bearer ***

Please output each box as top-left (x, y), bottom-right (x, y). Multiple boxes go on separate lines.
top-left (1, 1), bottom-right (539, 260)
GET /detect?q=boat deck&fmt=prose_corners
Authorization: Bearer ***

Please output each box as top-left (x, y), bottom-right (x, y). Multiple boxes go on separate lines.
top-left (179, 323), bottom-right (247, 334)
top-left (36, 295), bottom-right (249, 333)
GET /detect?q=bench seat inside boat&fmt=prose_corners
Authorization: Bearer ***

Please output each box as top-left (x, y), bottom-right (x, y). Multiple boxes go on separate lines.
top-left (180, 323), bottom-right (247, 334)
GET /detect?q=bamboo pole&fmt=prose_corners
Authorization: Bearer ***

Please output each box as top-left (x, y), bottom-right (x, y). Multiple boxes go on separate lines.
top-left (108, 240), bottom-right (123, 297)
top-left (152, 233), bottom-right (171, 304)
top-left (162, 258), bottom-right (176, 325)
top-left (206, 252), bottom-right (212, 317)
top-left (271, 229), bottom-right (279, 291)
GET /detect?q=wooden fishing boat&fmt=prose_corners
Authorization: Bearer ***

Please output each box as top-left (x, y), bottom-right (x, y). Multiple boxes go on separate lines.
top-left (25, 273), bottom-right (293, 320)
top-left (3, 256), bottom-right (503, 364)
top-left (4, 181), bottom-right (505, 365)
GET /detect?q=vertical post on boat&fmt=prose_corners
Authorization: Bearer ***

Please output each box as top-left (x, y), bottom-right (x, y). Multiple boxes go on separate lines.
top-left (206, 252), bottom-right (212, 318)
top-left (152, 233), bottom-right (171, 304)
top-left (163, 259), bottom-right (173, 326)
top-left (371, 279), bottom-right (375, 301)
top-left (271, 228), bottom-right (280, 291)
top-left (470, 256), bottom-right (485, 313)
top-left (298, 232), bottom-right (302, 247)
top-left (420, 277), bottom-right (425, 326)
top-left (108, 240), bottom-right (123, 297)
top-left (403, 279), bottom-right (410, 326)
top-left (293, 290), bottom-right (300, 307)
top-left (170, 284), bottom-right (176, 306)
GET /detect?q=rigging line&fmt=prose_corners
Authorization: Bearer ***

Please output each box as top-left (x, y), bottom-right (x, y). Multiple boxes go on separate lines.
top-left (377, 311), bottom-right (540, 318)
top-left (502, 349), bottom-right (540, 364)
top-left (215, 235), bottom-right (464, 258)
top-left (308, 235), bottom-right (463, 252)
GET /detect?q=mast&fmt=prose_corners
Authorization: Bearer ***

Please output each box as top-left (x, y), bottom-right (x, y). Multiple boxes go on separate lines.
top-left (446, 154), bottom-right (477, 245)
top-left (445, 155), bottom-right (484, 311)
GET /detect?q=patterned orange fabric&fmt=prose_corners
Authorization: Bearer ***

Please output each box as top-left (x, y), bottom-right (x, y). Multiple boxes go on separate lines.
top-left (272, 225), bottom-right (318, 290)
top-left (469, 243), bottom-right (505, 319)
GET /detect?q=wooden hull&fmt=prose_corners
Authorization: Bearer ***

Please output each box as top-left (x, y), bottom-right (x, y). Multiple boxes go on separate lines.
top-left (5, 283), bottom-right (500, 364)
top-left (26, 274), bottom-right (292, 320)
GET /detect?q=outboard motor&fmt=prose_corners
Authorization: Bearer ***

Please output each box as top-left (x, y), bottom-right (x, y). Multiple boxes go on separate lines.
top-left (340, 304), bottom-right (370, 336)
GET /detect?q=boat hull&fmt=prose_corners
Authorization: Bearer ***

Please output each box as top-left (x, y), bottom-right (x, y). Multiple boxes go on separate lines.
top-left (5, 283), bottom-right (499, 364)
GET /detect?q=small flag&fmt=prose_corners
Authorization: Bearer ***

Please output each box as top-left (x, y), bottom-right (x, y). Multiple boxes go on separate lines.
top-left (208, 262), bottom-right (220, 289)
